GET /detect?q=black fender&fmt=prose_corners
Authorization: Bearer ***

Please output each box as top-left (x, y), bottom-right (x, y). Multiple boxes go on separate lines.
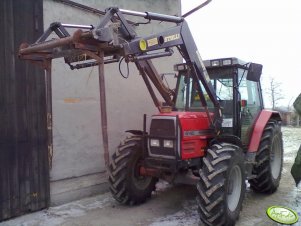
top-left (125, 130), bottom-right (148, 157)
top-left (209, 134), bottom-right (243, 148)
top-left (125, 130), bottom-right (147, 136)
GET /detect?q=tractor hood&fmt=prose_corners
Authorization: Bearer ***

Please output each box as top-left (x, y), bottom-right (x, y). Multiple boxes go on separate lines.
top-left (150, 111), bottom-right (214, 159)
top-left (153, 111), bottom-right (214, 135)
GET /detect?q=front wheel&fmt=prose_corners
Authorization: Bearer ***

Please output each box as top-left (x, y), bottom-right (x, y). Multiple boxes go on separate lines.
top-left (108, 135), bottom-right (157, 205)
top-left (197, 143), bottom-right (246, 226)
top-left (249, 119), bottom-right (283, 193)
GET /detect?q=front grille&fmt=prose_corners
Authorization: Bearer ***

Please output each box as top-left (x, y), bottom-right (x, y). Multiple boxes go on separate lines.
top-left (150, 119), bottom-right (176, 137)
top-left (149, 117), bottom-right (177, 158)
top-left (149, 145), bottom-right (175, 157)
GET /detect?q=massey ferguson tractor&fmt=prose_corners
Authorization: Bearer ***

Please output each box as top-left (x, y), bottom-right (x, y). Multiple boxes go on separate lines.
top-left (19, 1), bottom-right (283, 225)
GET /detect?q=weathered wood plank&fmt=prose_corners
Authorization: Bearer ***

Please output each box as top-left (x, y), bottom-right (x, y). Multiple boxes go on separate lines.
top-left (0, 0), bottom-right (49, 221)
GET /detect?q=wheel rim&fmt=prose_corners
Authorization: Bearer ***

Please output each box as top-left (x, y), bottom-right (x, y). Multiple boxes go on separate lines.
top-left (227, 165), bottom-right (242, 212)
top-left (132, 159), bottom-right (152, 190)
top-left (270, 135), bottom-right (282, 180)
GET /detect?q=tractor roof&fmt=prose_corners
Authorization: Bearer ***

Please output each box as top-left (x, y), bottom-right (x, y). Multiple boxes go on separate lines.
top-left (204, 57), bottom-right (248, 69)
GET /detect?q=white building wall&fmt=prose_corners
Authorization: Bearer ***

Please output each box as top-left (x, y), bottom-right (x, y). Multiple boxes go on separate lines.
top-left (43, 0), bottom-right (181, 205)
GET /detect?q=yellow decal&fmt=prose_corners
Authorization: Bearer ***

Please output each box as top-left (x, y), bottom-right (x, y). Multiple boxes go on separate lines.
top-left (164, 34), bottom-right (180, 43)
top-left (267, 206), bottom-right (299, 225)
top-left (139, 39), bottom-right (147, 51)
top-left (147, 38), bottom-right (158, 47)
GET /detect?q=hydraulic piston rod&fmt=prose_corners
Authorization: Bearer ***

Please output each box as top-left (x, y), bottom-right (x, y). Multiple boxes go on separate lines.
top-left (119, 8), bottom-right (183, 23)
top-left (61, 23), bottom-right (94, 29)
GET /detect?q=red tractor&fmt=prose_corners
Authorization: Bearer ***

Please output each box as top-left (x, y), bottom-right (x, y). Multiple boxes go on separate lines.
top-left (19, 2), bottom-right (283, 225)
top-left (108, 57), bottom-right (283, 226)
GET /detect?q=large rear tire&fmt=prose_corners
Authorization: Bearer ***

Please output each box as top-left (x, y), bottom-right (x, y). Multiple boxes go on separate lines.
top-left (249, 119), bottom-right (283, 193)
top-left (108, 135), bottom-right (157, 205)
top-left (197, 143), bottom-right (246, 226)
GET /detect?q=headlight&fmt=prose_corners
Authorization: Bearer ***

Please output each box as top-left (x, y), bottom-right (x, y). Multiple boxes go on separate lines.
top-left (211, 60), bottom-right (220, 66)
top-left (222, 59), bottom-right (232, 66)
top-left (163, 140), bottom-right (173, 148)
top-left (150, 139), bottom-right (160, 147)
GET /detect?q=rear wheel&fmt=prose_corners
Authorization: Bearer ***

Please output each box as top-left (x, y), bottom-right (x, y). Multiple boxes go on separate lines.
top-left (197, 143), bottom-right (246, 226)
top-left (108, 135), bottom-right (157, 205)
top-left (249, 119), bottom-right (283, 193)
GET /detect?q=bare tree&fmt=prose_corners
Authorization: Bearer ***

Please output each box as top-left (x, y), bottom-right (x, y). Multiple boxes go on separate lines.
top-left (267, 77), bottom-right (284, 110)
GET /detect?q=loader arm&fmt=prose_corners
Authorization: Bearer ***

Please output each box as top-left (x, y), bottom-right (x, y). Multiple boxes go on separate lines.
top-left (93, 6), bottom-right (222, 120)
top-left (116, 8), bottom-right (222, 131)
top-left (18, 4), bottom-right (222, 132)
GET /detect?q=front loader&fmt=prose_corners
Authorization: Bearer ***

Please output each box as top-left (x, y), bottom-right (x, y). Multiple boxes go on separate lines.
top-left (19, 1), bottom-right (283, 225)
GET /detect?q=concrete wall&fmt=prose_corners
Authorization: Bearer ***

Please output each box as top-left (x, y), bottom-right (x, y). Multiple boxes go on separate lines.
top-left (43, 0), bottom-right (181, 205)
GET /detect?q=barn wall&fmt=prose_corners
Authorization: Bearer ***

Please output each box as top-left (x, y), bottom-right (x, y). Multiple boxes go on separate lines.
top-left (43, 0), bottom-right (181, 205)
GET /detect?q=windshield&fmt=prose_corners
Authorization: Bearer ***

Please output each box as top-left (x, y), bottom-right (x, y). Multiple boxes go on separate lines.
top-left (175, 68), bottom-right (234, 112)
top-left (175, 74), bottom-right (214, 111)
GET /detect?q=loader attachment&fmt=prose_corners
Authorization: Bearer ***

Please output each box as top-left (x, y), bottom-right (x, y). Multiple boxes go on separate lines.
top-left (18, 0), bottom-right (222, 168)
top-left (18, 21), bottom-right (123, 169)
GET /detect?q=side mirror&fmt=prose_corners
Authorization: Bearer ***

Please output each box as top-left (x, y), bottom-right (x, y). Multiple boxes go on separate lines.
top-left (246, 63), bottom-right (263, 82)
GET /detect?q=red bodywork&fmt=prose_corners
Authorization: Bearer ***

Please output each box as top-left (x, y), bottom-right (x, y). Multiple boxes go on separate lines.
top-left (248, 109), bottom-right (281, 152)
top-left (155, 111), bottom-right (214, 160)
top-left (157, 109), bottom-right (281, 156)
top-left (151, 109), bottom-right (281, 161)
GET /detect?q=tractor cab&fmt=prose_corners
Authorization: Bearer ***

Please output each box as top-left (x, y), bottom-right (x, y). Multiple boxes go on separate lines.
top-left (174, 57), bottom-right (264, 147)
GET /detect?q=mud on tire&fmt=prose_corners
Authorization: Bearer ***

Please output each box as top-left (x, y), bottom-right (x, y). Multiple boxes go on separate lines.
top-left (249, 119), bottom-right (283, 193)
top-left (108, 135), bottom-right (157, 205)
top-left (197, 143), bottom-right (246, 226)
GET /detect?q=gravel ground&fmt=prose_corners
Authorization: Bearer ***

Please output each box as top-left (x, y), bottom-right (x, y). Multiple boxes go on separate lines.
top-left (1, 126), bottom-right (300, 226)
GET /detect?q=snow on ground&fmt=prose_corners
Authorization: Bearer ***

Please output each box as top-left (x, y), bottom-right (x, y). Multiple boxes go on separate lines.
top-left (0, 194), bottom-right (113, 226)
top-left (283, 126), bottom-right (301, 162)
top-left (149, 199), bottom-right (199, 226)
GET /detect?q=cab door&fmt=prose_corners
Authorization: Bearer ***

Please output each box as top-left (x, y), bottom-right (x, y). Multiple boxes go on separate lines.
top-left (238, 68), bottom-right (263, 145)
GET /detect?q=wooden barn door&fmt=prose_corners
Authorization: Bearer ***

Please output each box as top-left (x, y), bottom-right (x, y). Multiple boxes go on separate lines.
top-left (0, 0), bottom-right (50, 221)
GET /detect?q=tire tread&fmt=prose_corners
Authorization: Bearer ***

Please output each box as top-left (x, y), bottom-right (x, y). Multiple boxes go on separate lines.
top-left (108, 135), bottom-right (157, 205)
top-left (249, 120), bottom-right (283, 193)
top-left (197, 143), bottom-right (245, 226)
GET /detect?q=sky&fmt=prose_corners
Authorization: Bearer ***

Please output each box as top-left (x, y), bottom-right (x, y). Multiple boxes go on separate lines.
top-left (181, 0), bottom-right (301, 108)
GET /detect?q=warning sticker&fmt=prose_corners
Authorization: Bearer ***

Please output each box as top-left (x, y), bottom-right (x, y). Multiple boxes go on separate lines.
top-left (147, 38), bottom-right (158, 47)
top-left (222, 118), bottom-right (233, 127)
